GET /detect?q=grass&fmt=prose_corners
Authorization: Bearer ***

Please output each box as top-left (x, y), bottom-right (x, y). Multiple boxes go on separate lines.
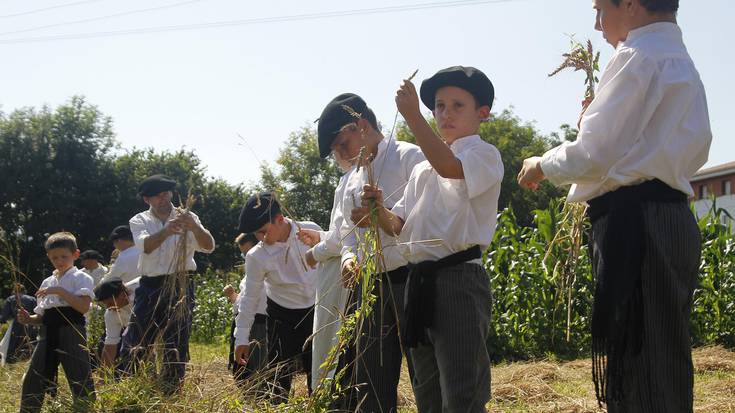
top-left (0, 344), bottom-right (732, 412)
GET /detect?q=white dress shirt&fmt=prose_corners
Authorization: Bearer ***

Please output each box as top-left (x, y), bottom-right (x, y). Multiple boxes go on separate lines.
top-left (541, 22), bottom-right (712, 202)
top-left (311, 173), bottom-right (350, 263)
top-left (83, 265), bottom-right (108, 287)
top-left (129, 206), bottom-right (215, 277)
top-left (234, 272), bottom-right (267, 316)
top-left (34, 266), bottom-right (95, 316)
top-left (392, 135), bottom-right (503, 263)
top-left (339, 138), bottom-right (425, 271)
top-left (103, 278), bottom-right (139, 346)
top-left (234, 218), bottom-right (322, 346)
top-left (106, 247), bottom-right (141, 284)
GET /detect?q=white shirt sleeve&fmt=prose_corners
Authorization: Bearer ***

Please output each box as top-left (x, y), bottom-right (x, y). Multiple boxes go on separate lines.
top-left (187, 212), bottom-right (215, 254)
top-left (129, 214), bottom-right (149, 254)
top-left (74, 272), bottom-right (96, 300)
top-left (233, 254), bottom-right (267, 346)
top-left (456, 144), bottom-right (504, 199)
top-left (541, 49), bottom-right (659, 186)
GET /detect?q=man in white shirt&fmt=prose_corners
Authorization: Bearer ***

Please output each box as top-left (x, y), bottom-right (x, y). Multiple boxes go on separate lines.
top-left (234, 192), bottom-right (321, 404)
top-left (118, 174), bottom-right (215, 394)
top-left (106, 226), bottom-right (141, 284)
top-left (79, 250), bottom-right (108, 286)
top-left (308, 93), bottom-right (424, 411)
top-left (518, 1), bottom-right (711, 411)
top-left (93, 276), bottom-right (139, 367)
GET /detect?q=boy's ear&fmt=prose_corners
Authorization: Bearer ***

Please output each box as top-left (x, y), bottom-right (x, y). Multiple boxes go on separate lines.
top-left (356, 118), bottom-right (371, 134)
top-left (478, 105), bottom-right (491, 121)
top-left (73, 249), bottom-right (81, 259)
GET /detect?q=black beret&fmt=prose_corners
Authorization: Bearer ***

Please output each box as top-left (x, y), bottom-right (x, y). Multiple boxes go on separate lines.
top-left (79, 249), bottom-right (105, 262)
top-left (94, 276), bottom-right (124, 301)
top-left (420, 66), bottom-right (495, 111)
top-left (238, 192), bottom-right (281, 234)
top-left (109, 225), bottom-right (133, 242)
top-left (316, 93), bottom-right (369, 159)
top-left (138, 174), bottom-right (176, 197)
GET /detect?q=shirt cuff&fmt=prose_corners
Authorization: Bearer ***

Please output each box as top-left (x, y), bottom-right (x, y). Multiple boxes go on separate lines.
top-left (540, 147), bottom-right (565, 187)
top-left (233, 325), bottom-right (251, 347)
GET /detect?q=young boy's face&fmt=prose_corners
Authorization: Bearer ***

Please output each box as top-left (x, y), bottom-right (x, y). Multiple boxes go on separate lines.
top-left (433, 86), bottom-right (490, 144)
top-left (81, 258), bottom-right (99, 270)
top-left (101, 291), bottom-right (129, 310)
top-left (47, 247), bottom-right (80, 274)
top-left (254, 214), bottom-right (285, 245)
top-left (330, 123), bottom-right (364, 166)
top-left (593, 0), bottom-right (631, 47)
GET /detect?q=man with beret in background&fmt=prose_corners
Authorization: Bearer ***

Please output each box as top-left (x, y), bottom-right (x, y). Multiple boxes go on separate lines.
top-left (233, 192), bottom-right (321, 403)
top-left (118, 174), bottom-right (215, 394)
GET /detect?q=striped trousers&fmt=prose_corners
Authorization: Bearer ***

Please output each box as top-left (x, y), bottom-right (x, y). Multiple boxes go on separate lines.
top-left (410, 263), bottom-right (492, 413)
top-left (591, 201), bottom-right (700, 413)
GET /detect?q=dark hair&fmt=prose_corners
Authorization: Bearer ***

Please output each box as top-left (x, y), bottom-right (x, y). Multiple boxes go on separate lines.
top-left (235, 232), bottom-right (258, 246)
top-left (44, 232), bottom-right (78, 252)
top-left (362, 107), bottom-right (380, 132)
top-left (611, 0), bottom-right (678, 13)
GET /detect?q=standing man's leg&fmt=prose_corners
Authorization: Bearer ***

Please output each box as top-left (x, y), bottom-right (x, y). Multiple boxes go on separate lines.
top-left (160, 279), bottom-right (194, 394)
top-left (606, 202), bottom-right (700, 413)
top-left (117, 280), bottom-right (160, 377)
top-left (355, 273), bottom-right (411, 413)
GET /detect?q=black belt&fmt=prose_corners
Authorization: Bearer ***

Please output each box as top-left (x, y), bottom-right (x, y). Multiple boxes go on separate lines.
top-left (139, 273), bottom-right (195, 288)
top-left (404, 246), bottom-right (482, 348)
top-left (587, 179), bottom-right (687, 405)
top-left (266, 298), bottom-right (312, 328)
top-left (42, 307), bottom-right (85, 381)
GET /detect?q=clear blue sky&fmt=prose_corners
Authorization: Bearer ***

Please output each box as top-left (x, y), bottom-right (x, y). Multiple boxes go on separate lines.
top-left (1, 0), bottom-right (732, 186)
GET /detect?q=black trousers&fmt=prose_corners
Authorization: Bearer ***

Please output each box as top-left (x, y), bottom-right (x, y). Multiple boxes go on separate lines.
top-left (592, 201), bottom-right (700, 413)
top-left (118, 275), bottom-right (194, 394)
top-left (20, 324), bottom-right (95, 413)
top-left (265, 298), bottom-right (314, 404)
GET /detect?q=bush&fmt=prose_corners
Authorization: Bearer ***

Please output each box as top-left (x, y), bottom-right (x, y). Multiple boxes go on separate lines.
top-left (191, 270), bottom-right (241, 344)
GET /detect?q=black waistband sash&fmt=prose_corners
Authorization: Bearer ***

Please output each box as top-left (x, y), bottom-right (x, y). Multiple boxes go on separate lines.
top-left (587, 179), bottom-right (687, 406)
top-left (404, 245), bottom-right (482, 348)
top-left (42, 306), bottom-right (85, 381)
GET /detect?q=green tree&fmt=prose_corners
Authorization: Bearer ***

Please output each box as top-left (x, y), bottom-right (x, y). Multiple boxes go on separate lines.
top-left (0, 97), bottom-right (117, 289)
top-left (259, 127), bottom-right (343, 229)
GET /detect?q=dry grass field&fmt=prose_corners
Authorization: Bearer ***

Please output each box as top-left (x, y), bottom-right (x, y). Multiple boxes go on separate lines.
top-left (0, 344), bottom-right (732, 412)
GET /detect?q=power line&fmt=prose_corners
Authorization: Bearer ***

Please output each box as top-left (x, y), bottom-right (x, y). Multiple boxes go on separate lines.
top-left (0, 0), bottom-right (203, 37)
top-left (0, 0), bottom-right (107, 19)
top-left (0, 0), bottom-right (527, 45)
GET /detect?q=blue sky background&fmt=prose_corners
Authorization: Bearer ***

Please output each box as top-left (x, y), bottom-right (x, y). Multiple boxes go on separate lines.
top-left (1, 0), bottom-right (732, 186)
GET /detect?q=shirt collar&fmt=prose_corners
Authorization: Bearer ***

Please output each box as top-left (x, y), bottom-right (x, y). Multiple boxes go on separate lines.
top-left (448, 134), bottom-right (482, 155)
top-left (53, 265), bottom-right (79, 279)
top-left (147, 204), bottom-right (176, 222)
top-left (625, 21), bottom-right (680, 44)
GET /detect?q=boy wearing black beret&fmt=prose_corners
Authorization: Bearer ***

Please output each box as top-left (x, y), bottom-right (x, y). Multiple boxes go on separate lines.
top-left (363, 66), bottom-right (503, 412)
top-left (94, 276), bottom-right (139, 367)
top-left (79, 249), bottom-right (108, 286)
top-left (233, 192), bottom-right (322, 403)
top-left (308, 92), bottom-right (425, 412)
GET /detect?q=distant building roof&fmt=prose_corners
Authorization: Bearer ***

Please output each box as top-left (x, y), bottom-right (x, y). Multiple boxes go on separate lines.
top-left (692, 161), bottom-right (735, 182)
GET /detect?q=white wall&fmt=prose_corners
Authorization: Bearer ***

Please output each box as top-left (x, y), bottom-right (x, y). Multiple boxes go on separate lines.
top-left (693, 194), bottom-right (735, 230)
